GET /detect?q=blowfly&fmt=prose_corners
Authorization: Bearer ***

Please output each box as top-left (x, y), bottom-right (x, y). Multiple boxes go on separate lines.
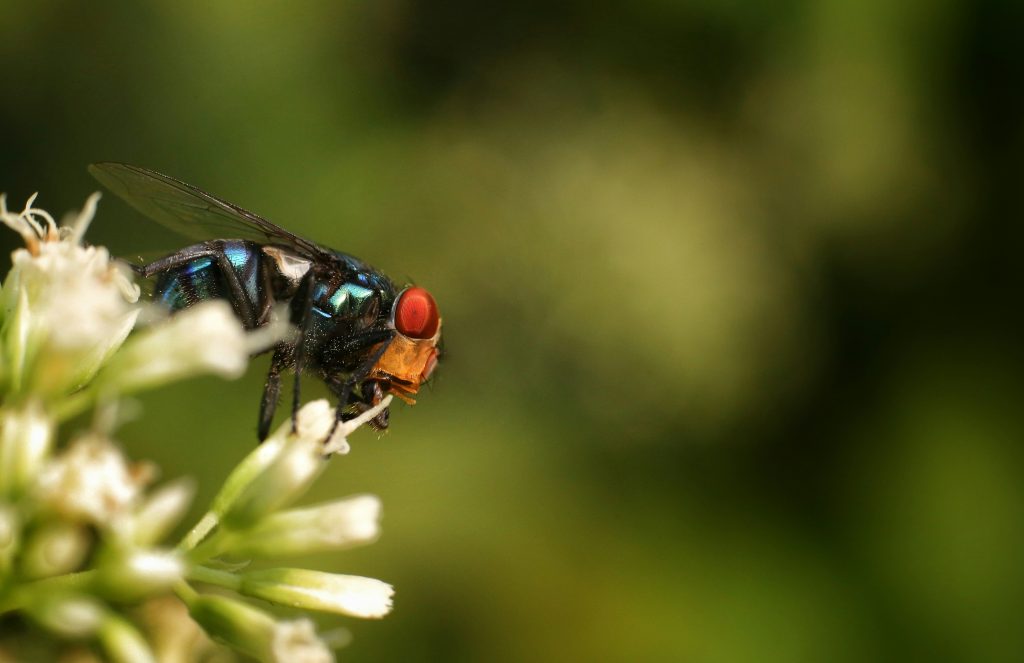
top-left (89, 162), bottom-right (441, 440)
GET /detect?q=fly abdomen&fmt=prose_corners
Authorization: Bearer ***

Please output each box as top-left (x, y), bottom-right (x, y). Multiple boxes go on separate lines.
top-left (150, 239), bottom-right (269, 328)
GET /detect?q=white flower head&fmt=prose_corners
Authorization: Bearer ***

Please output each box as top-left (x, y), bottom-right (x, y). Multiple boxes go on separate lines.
top-left (0, 193), bottom-right (139, 397)
top-left (0, 186), bottom-right (397, 659)
top-left (35, 434), bottom-right (153, 526)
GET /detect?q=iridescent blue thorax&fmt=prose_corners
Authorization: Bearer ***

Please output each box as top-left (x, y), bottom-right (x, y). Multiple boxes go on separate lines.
top-left (305, 251), bottom-right (397, 341)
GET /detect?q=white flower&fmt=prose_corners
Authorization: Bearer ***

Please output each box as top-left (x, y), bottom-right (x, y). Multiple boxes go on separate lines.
top-left (0, 401), bottom-right (54, 497)
top-left (124, 551), bottom-right (184, 584)
top-left (216, 400), bottom-right (334, 530)
top-left (0, 193), bottom-right (139, 398)
top-left (210, 397), bottom-right (389, 532)
top-left (187, 594), bottom-right (334, 663)
top-left (272, 619), bottom-right (336, 663)
top-left (100, 300), bottom-right (250, 391)
top-left (239, 568), bottom-right (394, 619)
top-left (35, 434), bottom-right (152, 526)
top-left (0, 187), bottom-right (397, 659)
top-left (222, 494), bottom-right (382, 558)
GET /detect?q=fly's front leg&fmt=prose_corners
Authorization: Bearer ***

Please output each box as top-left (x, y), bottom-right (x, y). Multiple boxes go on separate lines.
top-left (138, 242), bottom-right (259, 328)
top-left (352, 379), bottom-right (391, 430)
top-left (327, 330), bottom-right (396, 443)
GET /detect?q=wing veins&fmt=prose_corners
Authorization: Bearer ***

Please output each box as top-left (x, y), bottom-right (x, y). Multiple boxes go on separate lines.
top-left (88, 162), bottom-right (326, 259)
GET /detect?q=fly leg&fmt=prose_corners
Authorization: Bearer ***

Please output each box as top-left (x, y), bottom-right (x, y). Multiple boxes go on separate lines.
top-left (137, 242), bottom-right (260, 328)
top-left (258, 343), bottom-right (292, 441)
top-left (288, 270), bottom-right (317, 434)
top-left (326, 329), bottom-right (395, 443)
top-left (352, 380), bottom-right (391, 430)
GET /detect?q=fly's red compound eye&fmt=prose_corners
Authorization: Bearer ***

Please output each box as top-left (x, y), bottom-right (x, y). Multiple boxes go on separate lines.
top-left (395, 287), bottom-right (440, 339)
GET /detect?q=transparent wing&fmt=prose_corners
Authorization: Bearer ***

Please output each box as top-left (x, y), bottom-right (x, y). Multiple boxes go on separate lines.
top-left (89, 162), bottom-right (328, 259)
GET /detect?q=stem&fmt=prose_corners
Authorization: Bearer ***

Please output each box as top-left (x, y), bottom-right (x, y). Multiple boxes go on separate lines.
top-left (179, 512), bottom-right (219, 551)
top-left (0, 569), bottom-right (98, 614)
top-left (172, 580), bottom-right (199, 607)
top-left (187, 565), bottom-right (242, 591)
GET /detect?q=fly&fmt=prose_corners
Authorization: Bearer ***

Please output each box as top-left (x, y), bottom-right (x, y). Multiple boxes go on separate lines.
top-left (89, 162), bottom-right (442, 441)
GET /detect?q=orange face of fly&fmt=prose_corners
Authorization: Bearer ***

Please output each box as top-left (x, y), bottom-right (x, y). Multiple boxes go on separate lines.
top-left (368, 287), bottom-right (441, 404)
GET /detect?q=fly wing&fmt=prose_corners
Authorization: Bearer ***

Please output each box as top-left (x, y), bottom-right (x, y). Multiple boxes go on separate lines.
top-left (89, 162), bottom-right (328, 259)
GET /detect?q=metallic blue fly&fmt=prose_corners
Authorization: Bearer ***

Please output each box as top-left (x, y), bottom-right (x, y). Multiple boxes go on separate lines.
top-left (90, 163), bottom-right (442, 441)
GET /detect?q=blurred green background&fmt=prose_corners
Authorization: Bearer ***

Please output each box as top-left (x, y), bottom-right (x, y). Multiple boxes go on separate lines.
top-left (3, 1), bottom-right (1024, 661)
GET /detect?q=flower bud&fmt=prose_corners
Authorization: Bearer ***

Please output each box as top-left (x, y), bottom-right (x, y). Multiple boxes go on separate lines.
top-left (0, 401), bottom-right (53, 497)
top-left (130, 477), bottom-right (195, 546)
top-left (95, 549), bottom-right (185, 601)
top-left (239, 568), bottom-right (394, 619)
top-left (35, 434), bottom-right (151, 526)
top-left (99, 301), bottom-right (250, 393)
top-left (217, 400), bottom-right (337, 530)
top-left (187, 594), bottom-right (334, 663)
top-left (97, 613), bottom-right (157, 663)
top-left (20, 521), bottom-right (90, 579)
top-left (27, 594), bottom-right (105, 638)
top-left (224, 495), bottom-right (381, 558)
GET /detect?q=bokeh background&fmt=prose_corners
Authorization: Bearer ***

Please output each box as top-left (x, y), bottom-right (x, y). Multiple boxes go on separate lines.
top-left (2, 1), bottom-right (1023, 661)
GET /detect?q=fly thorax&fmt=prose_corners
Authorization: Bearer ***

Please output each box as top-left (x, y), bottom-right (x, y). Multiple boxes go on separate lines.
top-left (312, 280), bottom-right (380, 327)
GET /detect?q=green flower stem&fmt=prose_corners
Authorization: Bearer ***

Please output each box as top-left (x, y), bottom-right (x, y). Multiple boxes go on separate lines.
top-left (0, 569), bottom-right (97, 614)
top-left (178, 511), bottom-right (219, 551)
top-left (188, 565), bottom-right (242, 592)
top-left (184, 528), bottom-right (230, 565)
top-left (172, 579), bottom-right (199, 606)
top-left (98, 612), bottom-right (157, 663)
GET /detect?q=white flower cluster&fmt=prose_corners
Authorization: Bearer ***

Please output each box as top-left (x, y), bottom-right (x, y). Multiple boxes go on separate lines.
top-left (0, 193), bottom-right (395, 662)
